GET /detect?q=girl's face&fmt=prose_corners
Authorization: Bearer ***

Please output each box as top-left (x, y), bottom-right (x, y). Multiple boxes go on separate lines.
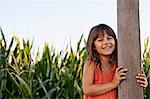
top-left (94, 31), bottom-right (115, 57)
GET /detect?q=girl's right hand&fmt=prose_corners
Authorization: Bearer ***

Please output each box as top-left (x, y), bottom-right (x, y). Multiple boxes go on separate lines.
top-left (112, 66), bottom-right (128, 87)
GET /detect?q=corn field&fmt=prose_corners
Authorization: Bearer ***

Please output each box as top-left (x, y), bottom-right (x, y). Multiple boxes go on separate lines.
top-left (0, 27), bottom-right (150, 99)
top-left (143, 36), bottom-right (150, 99)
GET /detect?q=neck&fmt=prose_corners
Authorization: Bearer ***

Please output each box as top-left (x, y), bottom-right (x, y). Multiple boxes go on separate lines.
top-left (99, 56), bottom-right (110, 65)
top-left (100, 56), bottom-right (112, 71)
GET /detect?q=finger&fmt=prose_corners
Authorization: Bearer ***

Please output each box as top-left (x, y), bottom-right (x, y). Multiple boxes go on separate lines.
top-left (120, 76), bottom-right (126, 80)
top-left (136, 76), bottom-right (146, 80)
top-left (136, 78), bottom-right (146, 82)
top-left (140, 84), bottom-right (147, 88)
top-left (137, 80), bottom-right (146, 84)
top-left (116, 66), bottom-right (123, 72)
top-left (118, 68), bottom-right (128, 74)
top-left (137, 73), bottom-right (146, 77)
top-left (120, 73), bottom-right (127, 76)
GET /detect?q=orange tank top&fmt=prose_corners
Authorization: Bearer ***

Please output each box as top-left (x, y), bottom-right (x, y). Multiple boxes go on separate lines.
top-left (83, 64), bottom-right (117, 99)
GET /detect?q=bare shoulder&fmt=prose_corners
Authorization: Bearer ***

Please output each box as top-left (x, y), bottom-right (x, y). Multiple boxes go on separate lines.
top-left (83, 59), bottom-right (95, 74)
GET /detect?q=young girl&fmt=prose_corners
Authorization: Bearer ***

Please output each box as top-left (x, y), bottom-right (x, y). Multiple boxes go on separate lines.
top-left (82, 24), bottom-right (148, 99)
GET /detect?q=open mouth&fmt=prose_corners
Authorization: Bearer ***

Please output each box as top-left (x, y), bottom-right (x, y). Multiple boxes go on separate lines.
top-left (103, 46), bottom-right (112, 50)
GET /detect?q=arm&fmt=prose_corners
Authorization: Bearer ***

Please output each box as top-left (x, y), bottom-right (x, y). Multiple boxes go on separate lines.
top-left (82, 60), bottom-right (127, 96)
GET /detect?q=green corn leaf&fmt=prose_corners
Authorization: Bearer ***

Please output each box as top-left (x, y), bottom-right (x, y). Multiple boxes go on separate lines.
top-left (35, 48), bottom-right (40, 64)
top-left (13, 73), bottom-right (33, 98)
top-left (38, 77), bottom-right (50, 99)
top-left (11, 52), bottom-right (20, 75)
top-left (74, 79), bottom-right (82, 98)
top-left (7, 71), bottom-right (21, 92)
top-left (77, 34), bottom-right (83, 53)
top-left (0, 27), bottom-right (6, 49)
top-left (6, 37), bottom-right (14, 59)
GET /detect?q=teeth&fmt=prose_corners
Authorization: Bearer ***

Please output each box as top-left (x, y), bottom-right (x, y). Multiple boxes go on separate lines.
top-left (103, 46), bottom-right (111, 49)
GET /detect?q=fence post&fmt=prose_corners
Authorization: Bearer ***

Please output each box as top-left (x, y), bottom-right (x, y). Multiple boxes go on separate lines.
top-left (117, 0), bottom-right (144, 99)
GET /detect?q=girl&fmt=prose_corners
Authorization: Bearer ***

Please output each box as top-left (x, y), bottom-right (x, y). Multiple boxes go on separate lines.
top-left (82, 24), bottom-right (148, 99)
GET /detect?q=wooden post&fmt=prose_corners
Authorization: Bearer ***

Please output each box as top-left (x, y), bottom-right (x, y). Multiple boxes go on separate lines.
top-left (117, 0), bottom-right (144, 99)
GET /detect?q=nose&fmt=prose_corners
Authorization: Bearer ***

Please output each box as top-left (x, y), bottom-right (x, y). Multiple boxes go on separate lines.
top-left (103, 39), bottom-right (109, 45)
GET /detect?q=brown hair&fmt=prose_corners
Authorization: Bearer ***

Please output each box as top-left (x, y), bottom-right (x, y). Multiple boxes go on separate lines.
top-left (86, 24), bottom-right (117, 67)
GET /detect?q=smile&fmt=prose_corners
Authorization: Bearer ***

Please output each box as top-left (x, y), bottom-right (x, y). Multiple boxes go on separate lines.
top-left (103, 46), bottom-right (112, 50)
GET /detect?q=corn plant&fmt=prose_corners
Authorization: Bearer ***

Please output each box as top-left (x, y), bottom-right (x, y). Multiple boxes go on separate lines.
top-left (34, 34), bottom-right (87, 99)
top-left (0, 27), bottom-right (15, 98)
top-left (0, 27), bottom-right (87, 99)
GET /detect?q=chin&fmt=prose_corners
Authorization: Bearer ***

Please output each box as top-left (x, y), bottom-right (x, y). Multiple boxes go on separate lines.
top-left (103, 52), bottom-right (113, 56)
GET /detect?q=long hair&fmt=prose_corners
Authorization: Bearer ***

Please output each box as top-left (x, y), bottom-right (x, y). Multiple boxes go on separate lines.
top-left (86, 24), bottom-right (117, 67)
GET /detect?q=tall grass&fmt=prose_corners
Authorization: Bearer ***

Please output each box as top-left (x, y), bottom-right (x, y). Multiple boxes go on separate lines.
top-left (0, 27), bottom-right (149, 99)
top-left (0, 27), bottom-right (87, 99)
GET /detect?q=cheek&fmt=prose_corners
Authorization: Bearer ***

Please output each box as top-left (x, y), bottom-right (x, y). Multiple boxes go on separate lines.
top-left (94, 41), bottom-right (100, 48)
top-left (95, 43), bottom-right (102, 50)
top-left (112, 39), bottom-right (116, 46)
top-left (112, 41), bottom-right (116, 50)
top-left (94, 43), bottom-right (101, 53)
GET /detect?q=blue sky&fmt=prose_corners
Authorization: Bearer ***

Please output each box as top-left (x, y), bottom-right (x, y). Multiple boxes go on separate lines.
top-left (0, 0), bottom-right (150, 55)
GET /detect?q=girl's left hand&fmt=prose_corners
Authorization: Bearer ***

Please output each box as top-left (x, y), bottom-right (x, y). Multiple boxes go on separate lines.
top-left (136, 73), bottom-right (148, 88)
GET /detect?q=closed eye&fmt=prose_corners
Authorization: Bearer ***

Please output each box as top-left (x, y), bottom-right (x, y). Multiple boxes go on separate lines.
top-left (97, 39), bottom-right (102, 41)
top-left (107, 36), bottom-right (113, 39)
top-left (97, 38), bottom-right (103, 41)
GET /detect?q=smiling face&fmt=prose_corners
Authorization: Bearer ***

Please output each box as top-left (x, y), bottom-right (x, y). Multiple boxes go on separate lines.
top-left (86, 24), bottom-right (117, 64)
top-left (94, 31), bottom-right (115, 57)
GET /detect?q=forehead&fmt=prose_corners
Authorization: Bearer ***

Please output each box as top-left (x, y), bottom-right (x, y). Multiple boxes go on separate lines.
top-left (98, 31), bottom-right (110, 37)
